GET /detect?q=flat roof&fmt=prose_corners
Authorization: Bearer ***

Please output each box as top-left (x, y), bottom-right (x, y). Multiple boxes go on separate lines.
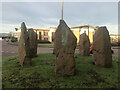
top-left (71, 25), bottom-right (95, 29)
top-left (15, 24), bottom-right (95, 31)
top-left (110, 34), bottom-right (120, 36)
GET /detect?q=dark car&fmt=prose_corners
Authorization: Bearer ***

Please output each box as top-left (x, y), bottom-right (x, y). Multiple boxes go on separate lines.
top-left (90, 44), bottom-right (114, 54)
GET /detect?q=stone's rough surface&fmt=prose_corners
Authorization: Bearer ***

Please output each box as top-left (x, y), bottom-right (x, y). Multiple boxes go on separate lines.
top-left (79, 33), bottom-right (90, 56)
top-left (93, 26), bottom-right (112, 68)
top-left (28, 29), bottom-right (38, 57)
top-left (18, 22), bottom-right (31, 66)
top-left (54, 20), bottom-right (77, 76)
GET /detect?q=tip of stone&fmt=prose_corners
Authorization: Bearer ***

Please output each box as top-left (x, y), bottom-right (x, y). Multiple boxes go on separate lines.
top-left (59, 19), bottom-right (70, 29)
top-left (99, 26), bottom-right (107, 28)
top-left (21, 22), bottom-right (26, 27)
top-left (97, 26), bottom-right (108, 33)
top-left (21, 22), bottom-right (25, 25)
top-left (28, 28), bottom-right (33, 30)
top-left (21, 22), bottom-right (27, 32)
top-left (60, 19), bottom-right (65, 24)
top-left (98, 26), bottom-right (107, 30)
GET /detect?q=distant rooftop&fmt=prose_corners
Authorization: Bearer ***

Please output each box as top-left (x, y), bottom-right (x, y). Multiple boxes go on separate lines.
top-left (110, 34), bottom-right (120, 36)
top-left (15, 24), bottom-right (95, 31)
top-left (71, 25), bottom-right (95, 29)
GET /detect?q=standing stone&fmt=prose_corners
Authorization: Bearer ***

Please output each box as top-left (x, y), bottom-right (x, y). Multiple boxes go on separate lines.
top-left (54, 20), bottom-right (77, 76)
top-left (93, 26), bottom-right (112, 68)
top-left (28, 29), bottom-right (38, 57)
top-left (18, 22), bottom-right (31, 66)
top-left (79, 33), bottom-right (90, 56)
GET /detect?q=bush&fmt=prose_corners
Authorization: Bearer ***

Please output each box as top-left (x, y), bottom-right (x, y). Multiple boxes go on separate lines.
top-left (111, 42), bottom-right (120, 46)
top-left (11, 37), bottom-right (18, 42)
top-left (37, 40), bottom-right (51, 44)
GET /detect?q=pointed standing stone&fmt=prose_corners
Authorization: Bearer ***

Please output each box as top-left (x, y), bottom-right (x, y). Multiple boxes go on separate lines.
top-left (28, 28), bottom-right (38, 57)
top-left (18, 22), bottom-right (31, 66)
top-left (93, 26), bottom-right (112, 68)
top-left (54, 20), bottom-right (77, 76)
top-left (79, 33), bottom-right (90, 56)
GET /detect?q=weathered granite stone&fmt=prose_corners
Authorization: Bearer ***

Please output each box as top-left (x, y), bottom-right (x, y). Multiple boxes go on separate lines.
top-left (28, 29), bottom-right (38, 57)
top-left (93, 26), bottom-right (112, 68)
top-left (54, 20), bottom-right (77, 76)
top-left (18, 22), bottom-right (31, 66)
top-left (79, 33), bottom-right (90, 56)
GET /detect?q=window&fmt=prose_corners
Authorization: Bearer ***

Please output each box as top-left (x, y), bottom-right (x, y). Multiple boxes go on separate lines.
top-left (39, 32), bottom-right (41, 40)
top-left (44, 32), bottom-right (48, 36)
top-left (52, 32), bottom-right (55, 41)
top-left (44, 38), bottom-right (48, 41)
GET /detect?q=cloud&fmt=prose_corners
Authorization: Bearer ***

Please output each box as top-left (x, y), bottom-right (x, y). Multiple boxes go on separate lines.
top-left (1, 23), bottom-right (20, 33)
top-left (1, 2), bottom-right (118, 34)
top-left (1, 0), bottom-right (119, 2)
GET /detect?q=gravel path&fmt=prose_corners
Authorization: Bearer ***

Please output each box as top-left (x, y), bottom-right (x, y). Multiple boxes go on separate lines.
top-left (1, 40), bottom-right (119, 57)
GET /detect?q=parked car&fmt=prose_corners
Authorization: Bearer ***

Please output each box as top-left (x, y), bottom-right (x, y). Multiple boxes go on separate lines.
top-left (89, 44), bottom-right (114, 54)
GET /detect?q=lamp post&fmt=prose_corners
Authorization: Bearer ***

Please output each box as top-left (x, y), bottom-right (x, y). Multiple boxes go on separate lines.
top-left (61, 0), bottom-right (63, 20)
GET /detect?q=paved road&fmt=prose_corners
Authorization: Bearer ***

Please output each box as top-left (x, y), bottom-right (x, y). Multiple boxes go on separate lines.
top-left (1, 40), bottom-right (119, 57)
top-left (2, 40), bottom-right (18, 57)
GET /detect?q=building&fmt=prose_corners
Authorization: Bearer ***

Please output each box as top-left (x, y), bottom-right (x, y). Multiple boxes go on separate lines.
top-left (110, 34), bottom-right (120, 43)
top-left (16, 24), bottom-right (95, 43)
top-left (71, 24), bottom-right (95, 43)
top-left (0, 33), bottom-right (9, 38)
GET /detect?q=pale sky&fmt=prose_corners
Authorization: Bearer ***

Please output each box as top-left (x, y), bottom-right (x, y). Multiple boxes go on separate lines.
top-left (0, 2), bottom-right (119, 34)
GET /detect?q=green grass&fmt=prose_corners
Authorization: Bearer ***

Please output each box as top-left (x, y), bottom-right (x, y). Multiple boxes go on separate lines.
top-left (2, 53), bottom-right (118, 88)
top-left (12, 41), bottom-right (54, 47)
top-left (38, 42), bottom-right (54, 47)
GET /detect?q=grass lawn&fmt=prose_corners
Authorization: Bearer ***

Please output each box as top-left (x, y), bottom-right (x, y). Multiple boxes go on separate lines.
top-left (38, 42), bottom-right (54, 47)
top-left (2, 53), bottom-right (118, 88)
top-left (12, 41), bottom-right (54, 47)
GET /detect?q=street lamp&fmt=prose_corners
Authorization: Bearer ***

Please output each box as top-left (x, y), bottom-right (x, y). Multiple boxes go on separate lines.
top-left (61, 0), bottom-right (63, 20)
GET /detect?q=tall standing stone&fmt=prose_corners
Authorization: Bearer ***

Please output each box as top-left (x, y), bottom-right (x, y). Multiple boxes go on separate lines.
top-left (54, 20), bottom-right (77, 76)
top-left (18, 22), bottom-right (31, 66)
top-left (28, 29), bottom-right (38, 57)
top-left (79, 33), bottom-right (90, 56)
top-left (93, 26), bottom-right (112, 68)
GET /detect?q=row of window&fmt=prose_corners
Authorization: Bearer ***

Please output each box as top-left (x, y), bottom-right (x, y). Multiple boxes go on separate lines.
top-left (44, 32), bottom-right (48, 36)
top-left (39, 32), bottom-right (48, 36)
top-left (39, 31), bottom-right (48, 40)
top-left (44, 38), bottom-right (48, 40)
